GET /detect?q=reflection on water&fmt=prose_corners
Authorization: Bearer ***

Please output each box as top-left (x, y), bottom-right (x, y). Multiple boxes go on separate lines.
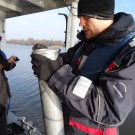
top-left (5, 44), bottom-right (135, 135)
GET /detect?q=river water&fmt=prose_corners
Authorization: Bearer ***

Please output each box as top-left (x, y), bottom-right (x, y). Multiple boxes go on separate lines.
top-left (5, 44), bottom-right (135, 135)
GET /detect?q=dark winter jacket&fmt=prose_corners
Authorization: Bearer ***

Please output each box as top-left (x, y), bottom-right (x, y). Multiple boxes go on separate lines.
top-left (48, 12), bottom-right (135, 135)
top-left (0, 50), bottom-right (11, 116)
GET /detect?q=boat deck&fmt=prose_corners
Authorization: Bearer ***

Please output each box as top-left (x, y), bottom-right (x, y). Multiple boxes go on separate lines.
top-left (7, 111), bottom-right (44, 135)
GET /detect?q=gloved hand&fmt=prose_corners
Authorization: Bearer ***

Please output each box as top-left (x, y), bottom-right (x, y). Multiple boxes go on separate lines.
top-left (32, 43), bottom-right (48, 51)
top-left (1, 56), bottom-right (17, 71)
top-left (1, 60), bottom-right (15, 71)
top-left (31, 53), bottom-right (64, 81)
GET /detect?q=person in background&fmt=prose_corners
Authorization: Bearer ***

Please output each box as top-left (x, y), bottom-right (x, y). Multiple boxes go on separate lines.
top-left (0, 36), bottom-right (19, 135)
top-left (31, 0), bottom-right (135, 134)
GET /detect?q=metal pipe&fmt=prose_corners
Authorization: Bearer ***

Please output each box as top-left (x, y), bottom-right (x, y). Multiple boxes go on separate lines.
top-left (32, 48), bottom-right (65, 135)
top-left (0, 17), bottom-right (6, 51)
top-left (65, 1), bottom-right (79, 51)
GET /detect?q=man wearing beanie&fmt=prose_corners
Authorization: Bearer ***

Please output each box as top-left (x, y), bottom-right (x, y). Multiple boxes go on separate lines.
top-left (31, 0), bottom-right (135, 135)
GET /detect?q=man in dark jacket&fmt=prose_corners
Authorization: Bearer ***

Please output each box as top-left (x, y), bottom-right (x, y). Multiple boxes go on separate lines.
top-left (31, 0), bottom-right (135, 134)
top-left (0, 36), bottom-right (18, 135)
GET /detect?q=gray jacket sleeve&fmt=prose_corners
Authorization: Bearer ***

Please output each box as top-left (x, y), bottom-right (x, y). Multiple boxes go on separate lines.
top-left (48, 46), bottom-right (135, 126)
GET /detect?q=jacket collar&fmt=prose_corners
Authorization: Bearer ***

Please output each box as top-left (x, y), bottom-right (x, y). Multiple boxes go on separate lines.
top-left (94, 12), bottom-right (135, 47)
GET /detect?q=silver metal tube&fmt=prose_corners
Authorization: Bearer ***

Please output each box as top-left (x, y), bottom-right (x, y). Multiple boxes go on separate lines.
top-left (66, 1), bottom-right (79, 51)
top-left (32, 49), bottom-right (65, 135)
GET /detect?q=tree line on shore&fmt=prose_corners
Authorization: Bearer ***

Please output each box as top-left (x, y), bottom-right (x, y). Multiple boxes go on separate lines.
top-left (6, 38), bottom-right (65, 47)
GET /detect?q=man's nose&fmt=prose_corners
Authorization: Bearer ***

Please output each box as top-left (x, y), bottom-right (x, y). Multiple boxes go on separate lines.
top-left (79, 18), bottom-right (86, 27)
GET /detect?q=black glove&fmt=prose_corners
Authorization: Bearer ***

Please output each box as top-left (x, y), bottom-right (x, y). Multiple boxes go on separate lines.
top-left (1, 60), bottom-right (16, 71)
top-left (31, 53), bottom-right (64, 81)
top-left (32, 43), bottom-right (48, 51)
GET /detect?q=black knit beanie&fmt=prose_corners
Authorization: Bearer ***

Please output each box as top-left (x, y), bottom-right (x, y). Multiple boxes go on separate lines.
top-left (78, 0), bottom-right (115, 19)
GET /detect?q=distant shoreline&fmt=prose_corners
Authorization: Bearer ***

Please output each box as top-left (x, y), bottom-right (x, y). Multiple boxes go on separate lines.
top-left (6, 38), bottom-right (65, 47)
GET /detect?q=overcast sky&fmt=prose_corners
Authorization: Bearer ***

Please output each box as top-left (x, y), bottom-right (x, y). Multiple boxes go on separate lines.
top-left (6, 0), bottom-right (135, 41)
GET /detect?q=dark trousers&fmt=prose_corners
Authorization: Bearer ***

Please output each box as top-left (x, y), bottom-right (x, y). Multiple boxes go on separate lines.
top-left (0, 106), bottom-right (8, 135)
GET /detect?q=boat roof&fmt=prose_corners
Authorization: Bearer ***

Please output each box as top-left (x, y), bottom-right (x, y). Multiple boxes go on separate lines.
top-left (0, 0), bottom-right (71, 19)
